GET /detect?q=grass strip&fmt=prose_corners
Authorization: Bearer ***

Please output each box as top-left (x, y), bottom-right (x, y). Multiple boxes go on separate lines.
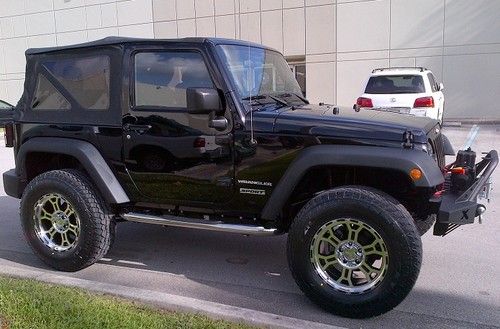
top-left (0, 276), bottom-right (253, 329)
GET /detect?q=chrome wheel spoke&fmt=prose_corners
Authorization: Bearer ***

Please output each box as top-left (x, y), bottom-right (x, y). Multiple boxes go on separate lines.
top-left (39, 208), bottom-right (53, 221)
top-left (337, 268), bottom-right (354, 287)
top-left (49, 196), bottom-right (61, 212)
top-left (328, 228), bottom-right (342, 246)
top-left (317, 254), bottom-right (338, 270)
top-left (60, 232), bottom-right (70, 246)
top-left (320, 236), bottom-right (340, 248)
top-left (310, 218), bottom-right (389, 294)
top-left (68, 223), bottom-right (79, 236)
top-left (346, 222), bottom-right (363, 242)
top-left (33, 193), bottom-right (80, 252)
top-left (362, 240), bottom-right (388, 257)
top-left (64, 206), bottom-right (75, 217)
top-left (46, 226), bottom-right (57, 239)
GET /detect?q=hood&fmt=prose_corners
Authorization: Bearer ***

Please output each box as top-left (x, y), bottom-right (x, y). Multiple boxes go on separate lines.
top-left (248, 104), bottom-right (438, 144)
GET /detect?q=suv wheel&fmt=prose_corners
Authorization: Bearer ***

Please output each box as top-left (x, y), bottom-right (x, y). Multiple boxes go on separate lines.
top-left (287, 186), bottom-right (422, 318)
top-left (20, 169), bottom-right (112, 272)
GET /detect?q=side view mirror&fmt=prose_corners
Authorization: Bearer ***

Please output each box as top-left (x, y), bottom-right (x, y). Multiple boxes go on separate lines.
top-left (438, 82), bottom-right (444, 91)
top-left (186, 87), bottom-right (222, 114)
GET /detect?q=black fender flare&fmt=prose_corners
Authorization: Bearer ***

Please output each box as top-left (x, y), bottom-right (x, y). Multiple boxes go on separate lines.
top-left (16, 137), bottom-right (130, 204)
top-left (261, 145), bottom-right (445, 221)
top-left (442, 134), bottom-right (455, 156)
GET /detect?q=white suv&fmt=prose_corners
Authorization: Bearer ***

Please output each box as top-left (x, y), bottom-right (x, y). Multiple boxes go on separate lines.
top-left (355, 67), bottom-right (444, 123)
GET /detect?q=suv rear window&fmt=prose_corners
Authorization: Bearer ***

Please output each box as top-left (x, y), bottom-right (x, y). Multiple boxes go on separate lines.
top-left (365, 75), bottom-right (425, 94)
top-left (42, 56), bottom-right (110, 110)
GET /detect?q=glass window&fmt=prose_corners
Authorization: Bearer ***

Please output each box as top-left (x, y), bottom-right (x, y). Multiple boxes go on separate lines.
top-left (216, 45), bottom-right (303, 101)
top-left (32, 74), bottom-right (71, 111)
top-left (134, 52), bottom-right (214, 108)
top-left (365, 75), bottom-right (426, 94)
top-left (289, 62), bottom-right (306, 98)
top-left (427, 73), bottom-right (437, 92)
top-left (42, 56), bottom-right (110, 110)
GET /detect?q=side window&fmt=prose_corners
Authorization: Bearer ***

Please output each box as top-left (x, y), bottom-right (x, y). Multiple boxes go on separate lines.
top-left (427, 73), bottom-right (437, 92)
top-left (134, 51), bottom-right (214, 109)
top-left (42, 56), bottom-right (111, 110)
top-left (32, 74), bottom-right (71, 110)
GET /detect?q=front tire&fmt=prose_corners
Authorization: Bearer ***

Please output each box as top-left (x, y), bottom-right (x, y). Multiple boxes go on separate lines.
top-left (20, 169), bottom-right (112, 272)
top-left (287, 186), bottom-right (422, 318)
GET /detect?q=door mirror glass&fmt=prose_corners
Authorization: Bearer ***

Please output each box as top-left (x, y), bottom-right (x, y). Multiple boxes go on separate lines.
top-left (186, 88), bottom-right (222, 114)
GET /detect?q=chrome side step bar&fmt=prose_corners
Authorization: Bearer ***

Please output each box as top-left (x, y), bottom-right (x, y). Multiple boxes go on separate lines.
top-left (121, 212), bottom-right (278, 236)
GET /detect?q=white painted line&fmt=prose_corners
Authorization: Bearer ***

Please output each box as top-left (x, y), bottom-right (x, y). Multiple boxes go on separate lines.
top-left (116, 259), bottom-right (147, 266)
top-left (0, 264), bottom-right (346, 329)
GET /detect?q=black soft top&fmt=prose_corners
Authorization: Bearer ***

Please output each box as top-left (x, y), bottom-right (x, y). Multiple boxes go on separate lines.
top-left (26, 36), bottom-right (272, 55)
top-left (18, 37), bottom-right (275, 126)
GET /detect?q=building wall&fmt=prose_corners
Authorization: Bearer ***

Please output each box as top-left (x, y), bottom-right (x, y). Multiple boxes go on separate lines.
top-left (0, 0), bottom-right (499, 120)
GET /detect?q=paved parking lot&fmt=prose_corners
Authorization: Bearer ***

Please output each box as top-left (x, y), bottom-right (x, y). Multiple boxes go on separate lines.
top-left (0, 125), bottom-right (499, 329)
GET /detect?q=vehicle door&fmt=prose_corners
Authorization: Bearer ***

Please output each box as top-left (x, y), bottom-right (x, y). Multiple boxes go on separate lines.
top-left (123, 48), bottom-right (234, 206)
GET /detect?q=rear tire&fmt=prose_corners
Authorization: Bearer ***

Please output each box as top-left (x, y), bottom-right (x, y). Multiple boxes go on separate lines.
top-left (20, 169), bottom-right (112, 272)
top-left (287, 186), bottom-right (422, 318)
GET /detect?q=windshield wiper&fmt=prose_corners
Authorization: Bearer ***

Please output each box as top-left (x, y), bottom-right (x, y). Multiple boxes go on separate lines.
top-left (242, 94), bottom-right (289, 107)
top-left (277, 92), bottom-right (309, 104)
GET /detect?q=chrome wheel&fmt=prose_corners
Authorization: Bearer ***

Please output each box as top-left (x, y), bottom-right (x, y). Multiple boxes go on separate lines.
top-left (33, 193), bottom-right (80, 252)
top-left (310, 218), bottom-right (389, 294)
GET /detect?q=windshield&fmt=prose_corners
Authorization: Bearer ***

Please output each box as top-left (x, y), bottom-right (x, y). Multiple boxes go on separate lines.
top-left (365, 75), bottom-right (425, 94)
top-left (216, 45), bottom-right (303, 104)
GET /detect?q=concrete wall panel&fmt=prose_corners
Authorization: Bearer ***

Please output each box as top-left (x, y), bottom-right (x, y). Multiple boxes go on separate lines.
top-left (391, 0), bottom-right (444, 49)
top-left (338, 0), bottom-right (390, 52)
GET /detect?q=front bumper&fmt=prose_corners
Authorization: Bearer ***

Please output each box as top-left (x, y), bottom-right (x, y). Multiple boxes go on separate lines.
top-left (433, 150), bottom-right (498, 236)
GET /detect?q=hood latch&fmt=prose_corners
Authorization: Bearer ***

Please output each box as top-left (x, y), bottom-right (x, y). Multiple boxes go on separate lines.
top-left (402, 130), bottom-right (414, 149)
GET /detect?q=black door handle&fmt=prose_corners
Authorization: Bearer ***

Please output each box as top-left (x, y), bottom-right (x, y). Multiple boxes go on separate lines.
top-left (123, 124), bottom-right (152, 132)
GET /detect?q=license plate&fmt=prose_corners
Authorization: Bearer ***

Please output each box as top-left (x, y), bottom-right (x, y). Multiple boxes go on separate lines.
top-left (379, 107), bottom-right (411, 114)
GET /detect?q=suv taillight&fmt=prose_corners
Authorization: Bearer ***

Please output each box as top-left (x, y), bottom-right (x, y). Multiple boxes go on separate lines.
top-left (193, 137), bottom-right (205, 148)
top-left (4, 123), bottom-right (14, 147)
top-left (356, 97), bottom-right (373, 108)
top-left (413, 96), bottom-right (434, 108)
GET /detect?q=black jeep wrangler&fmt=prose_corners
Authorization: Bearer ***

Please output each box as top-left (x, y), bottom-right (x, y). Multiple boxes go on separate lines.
top-left (2, 37), bottom-right (497, 318)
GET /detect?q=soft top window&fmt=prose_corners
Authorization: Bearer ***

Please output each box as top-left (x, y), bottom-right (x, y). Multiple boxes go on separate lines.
top-left (42, 55), bottom-right (110, 110)
top-left (32, 74), bottom-right (71, 111)
top-left (365, 75), bottom-right (425, 94)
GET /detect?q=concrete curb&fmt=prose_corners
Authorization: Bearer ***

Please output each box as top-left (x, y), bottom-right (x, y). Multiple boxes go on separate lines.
top-left (0, 264), bottom-right (345, 329)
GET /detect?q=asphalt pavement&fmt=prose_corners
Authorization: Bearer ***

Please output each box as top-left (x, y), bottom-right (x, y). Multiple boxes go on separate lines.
top-left (0, 125), bottom-right (499, 329)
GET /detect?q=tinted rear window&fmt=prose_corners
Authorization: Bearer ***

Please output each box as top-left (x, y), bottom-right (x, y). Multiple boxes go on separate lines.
top-left (365, 75), bottom-right (425, 94)
top-left (42, 55), bottom-right (110, 110)
top-left (32, 74), bottom-right (71, 111)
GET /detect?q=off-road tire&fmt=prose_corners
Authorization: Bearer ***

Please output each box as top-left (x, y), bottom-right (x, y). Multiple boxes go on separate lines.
top-left (20, 169), bottom-right (112, 272)
top-left (414, 215), bottom-right (436, 236)
top-left (287, 186), bottom-right (422, 318)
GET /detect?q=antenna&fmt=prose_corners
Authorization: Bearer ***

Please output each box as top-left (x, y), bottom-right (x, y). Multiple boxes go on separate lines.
top-left (247, 45), bottom-right (256, 145)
